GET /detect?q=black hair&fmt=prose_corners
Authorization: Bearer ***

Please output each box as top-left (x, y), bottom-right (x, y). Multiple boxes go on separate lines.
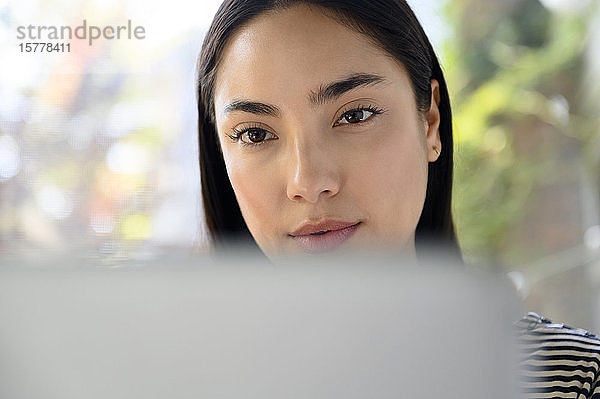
top-left (197, 0), bottom-right (460, 257)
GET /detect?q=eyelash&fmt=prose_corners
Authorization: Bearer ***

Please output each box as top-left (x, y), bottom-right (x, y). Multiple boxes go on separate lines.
top-left (226, 122), bottom-right (277, 148)
top-left (334, 104), bottom-right (386, 127)
top-left (227, 105), bottom-right (386, 147)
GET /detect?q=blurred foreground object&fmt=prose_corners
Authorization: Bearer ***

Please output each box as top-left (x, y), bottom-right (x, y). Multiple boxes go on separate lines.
top-left (0, 254), bottom-right (517, 399)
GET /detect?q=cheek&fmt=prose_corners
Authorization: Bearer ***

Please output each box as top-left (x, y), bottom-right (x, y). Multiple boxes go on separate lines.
top-left (348, 125), bottom-right (428, 240)
top-left (226, 157), bottom-right (283, 243)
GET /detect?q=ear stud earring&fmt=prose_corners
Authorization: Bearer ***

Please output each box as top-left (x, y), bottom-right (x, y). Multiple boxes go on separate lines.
top-left (433, 146), bottom-right (440, 156)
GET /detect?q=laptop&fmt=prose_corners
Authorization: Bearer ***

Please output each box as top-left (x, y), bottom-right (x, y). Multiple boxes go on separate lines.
top-left (0, 252), bottom-right (519, 398)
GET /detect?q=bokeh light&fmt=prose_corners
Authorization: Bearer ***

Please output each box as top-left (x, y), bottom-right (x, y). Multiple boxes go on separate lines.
top-left (0, 135), bottom-right (20, 181)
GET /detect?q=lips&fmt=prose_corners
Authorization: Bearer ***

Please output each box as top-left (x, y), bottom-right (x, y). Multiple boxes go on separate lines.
top-left (289, 220), bottom-right (361, 253)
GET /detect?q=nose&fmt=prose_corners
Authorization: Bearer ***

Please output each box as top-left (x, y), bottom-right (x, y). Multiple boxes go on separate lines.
top-left (286, 138), bottom-right (340, 203)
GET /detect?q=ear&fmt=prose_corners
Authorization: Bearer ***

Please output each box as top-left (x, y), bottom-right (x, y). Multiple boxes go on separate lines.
top-left (425, 79), bottom-right (442, 162)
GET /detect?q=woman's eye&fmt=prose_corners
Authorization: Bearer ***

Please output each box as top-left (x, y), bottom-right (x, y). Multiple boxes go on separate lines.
top-left (334, 107), bottom-right (380, 127)
top-left (237, 128), bottom-right (277, 145)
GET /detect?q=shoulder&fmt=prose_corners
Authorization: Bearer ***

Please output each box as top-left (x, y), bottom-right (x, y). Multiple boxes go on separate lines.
top-left (516, 312), bottom-right (600, 399)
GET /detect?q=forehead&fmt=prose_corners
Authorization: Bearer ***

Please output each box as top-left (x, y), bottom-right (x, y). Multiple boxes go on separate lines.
top-left (213, 4), bottom-right (408, 115)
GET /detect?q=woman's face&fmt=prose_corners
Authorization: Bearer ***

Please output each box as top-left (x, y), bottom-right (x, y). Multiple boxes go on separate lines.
top-left (212, 5), bottom-right (441, 259)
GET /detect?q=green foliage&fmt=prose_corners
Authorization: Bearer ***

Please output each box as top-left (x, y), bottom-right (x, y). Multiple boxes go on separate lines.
top-left (443, 0), bottom-right (598, 266)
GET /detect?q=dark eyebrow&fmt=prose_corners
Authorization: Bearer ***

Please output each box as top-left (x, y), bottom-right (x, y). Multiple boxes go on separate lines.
top-left (308, 73), bottom-right (387, 106)
top-left (223, 99), bottom-right (281, 117)
top-left (222, 73), bottom-right (387, 118)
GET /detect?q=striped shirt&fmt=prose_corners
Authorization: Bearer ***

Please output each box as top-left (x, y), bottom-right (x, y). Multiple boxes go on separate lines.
top-left (516, 312), bottom-right (600, 399)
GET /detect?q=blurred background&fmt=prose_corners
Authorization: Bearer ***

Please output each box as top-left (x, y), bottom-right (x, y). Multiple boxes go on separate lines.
top-left (0, 0), bottom-right (599, 330)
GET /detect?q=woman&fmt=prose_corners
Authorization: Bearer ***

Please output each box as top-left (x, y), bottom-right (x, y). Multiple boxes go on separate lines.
top-left (197, 0), bottom-right (458, 260)
top-left (197, 0), bottom-right (600, 397)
